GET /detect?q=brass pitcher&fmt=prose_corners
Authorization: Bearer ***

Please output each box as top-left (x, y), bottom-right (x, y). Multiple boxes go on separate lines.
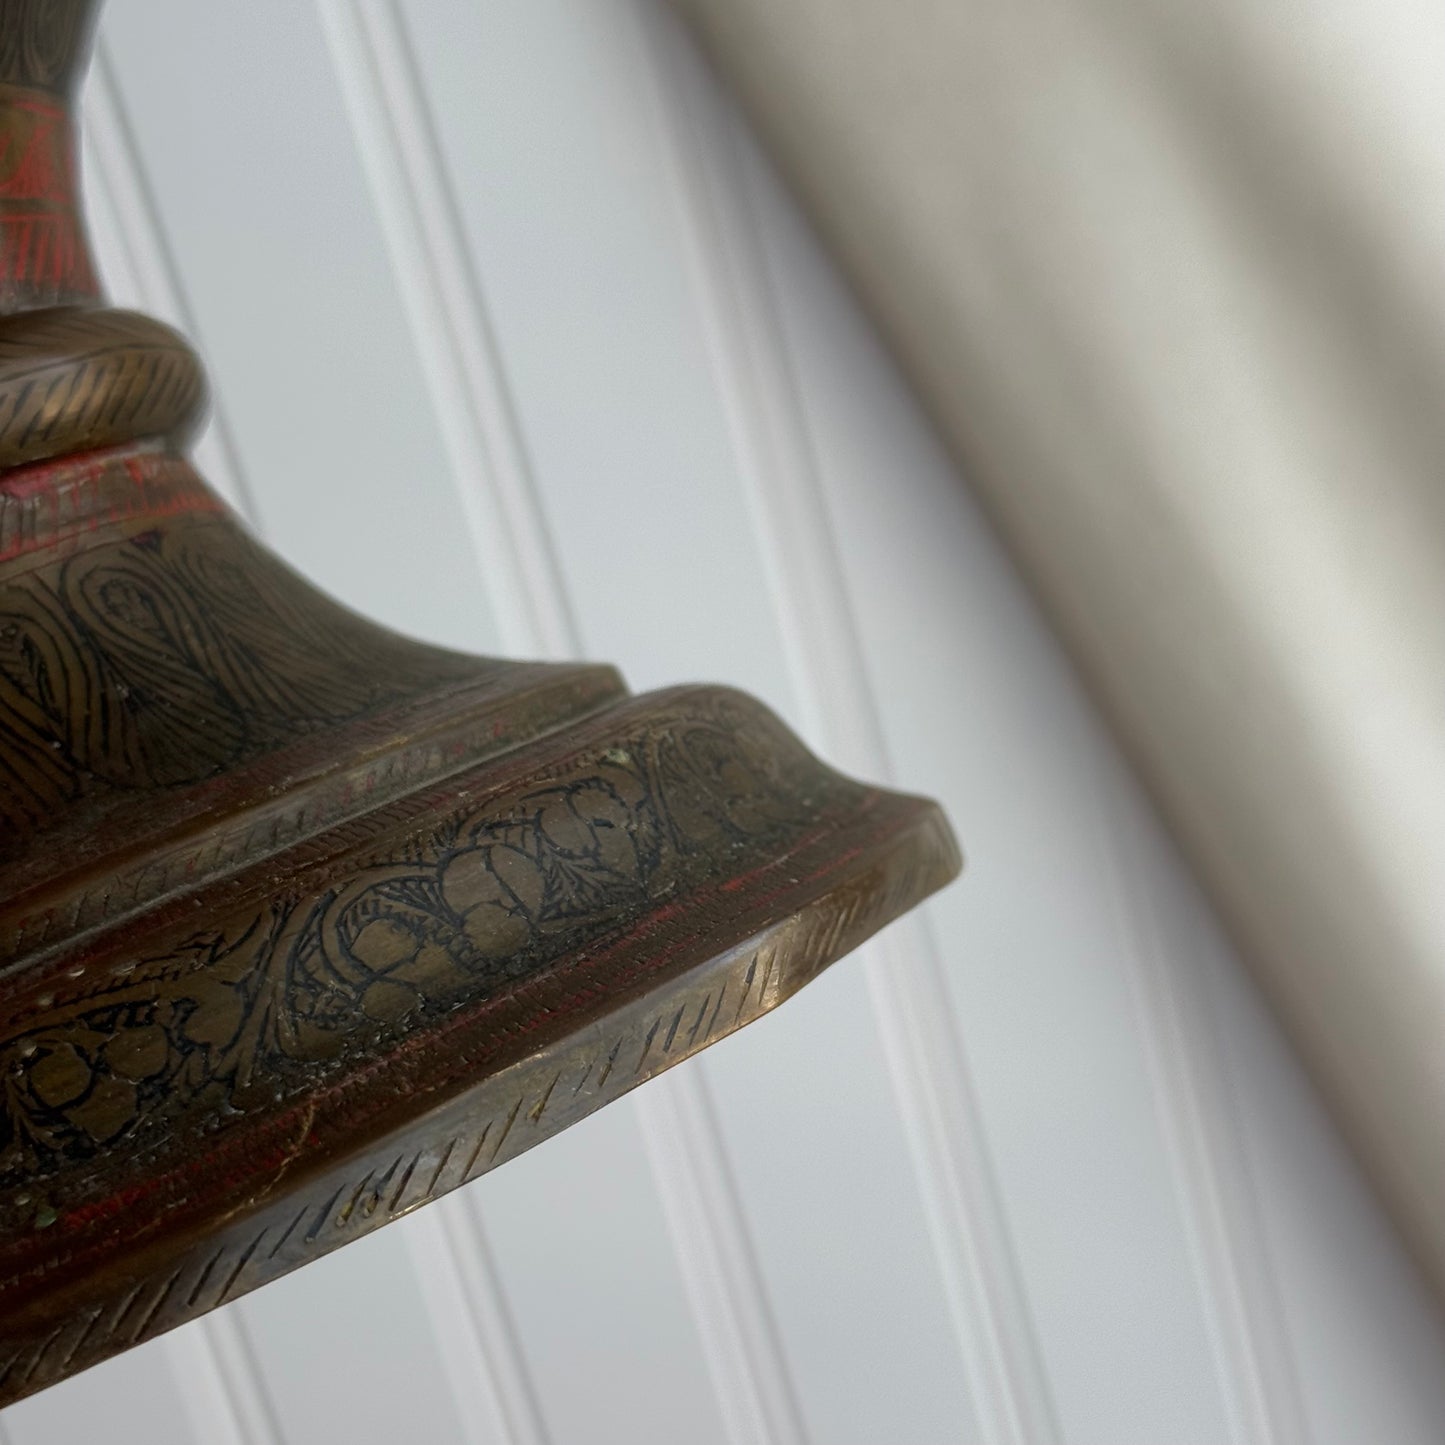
top-left (0, 0), bottom-right (959, 1405)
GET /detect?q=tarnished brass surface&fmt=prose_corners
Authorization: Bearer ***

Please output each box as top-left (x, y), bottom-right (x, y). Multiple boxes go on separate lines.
top-left (0, 0), bottom-right (960, 1406)
top-left (0, 309), bottom-right (204, 469)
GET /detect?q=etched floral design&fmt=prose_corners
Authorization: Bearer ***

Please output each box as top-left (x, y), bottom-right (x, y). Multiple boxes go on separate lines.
top-left (0, 696), bottom-right (817, 1189)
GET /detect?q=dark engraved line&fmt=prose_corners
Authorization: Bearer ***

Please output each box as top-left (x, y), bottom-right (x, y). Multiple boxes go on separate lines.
top-left (572, 1052), bottom-right (596, 1096)
top-left (735, 955), bottom-right (759, 1023)
top-left (18, 1323), bottom-right (66, 1386)
top-left (491, 1092), bottom-right (525, 1163)
top-left (269, 1201), bottom-right (311, 1259)
top-left (822, 902), bottom-right (848, 960)
top-left (686, 995), bottom-right (711, 1051)
top-left (636, 1016), bottom-right (663, 1075)
top-left (460, 1121), bottom-right (493, 1184)
top-left (388, 1148), bottom-right (423, 1214)
top-left (338, 1169), bottom-right (377, 1229)
top-left (116, 370), bottom-right (162, 434)
top-left (130, 1267), bottom-right (184, 1343)
top-left (50, 356), bottom-right (92, 434)
top-left (596, 1036), bottom-right (623, 1090)
top-left (6, 379), bottom-right (34, 432)
top-left (364, 1155), bottom-right (404, 1217)
top-left (52, 1309), bottom-right (102, 1378)
top-left (426, 1136), bottom-right (458, 1197)
top-left (26, 367), bottom-right (74, 449)
top-left (705, 984), bottom-right (727, 1042)
top-left (8, 375), bottom-right (41, 447)
top-left (763, 946), bottom-right (783, 1000)
top-left (120, 353), bottom-right (163, 425)
top-left (148, 353), bottom-right (186, 416)
top-left (187, 1245), bottom-right (227, 1308)
top-left (806, 914), bottom-right (834, 977)
top-left (754, 949), bottom-right (771, 1003)
top-left (103, 351), bottom-right (148, 425)
top-left (217, 1227), bottom-right (267, 1306)
top-left (105, 1280), bottom-right (148, 1342)
top-left (97, 359), bottom-right (133, 425)
top-left (529, 1069), bottom-right (562, 1124)
top-left (305, 1183), bottom-right (348, 1245)
top-left (662, 1002), bottom-right (686, 1054)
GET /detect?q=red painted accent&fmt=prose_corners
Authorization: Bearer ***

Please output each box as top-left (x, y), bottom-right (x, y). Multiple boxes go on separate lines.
top-left (0, 97), bottom-right (70, 202)
top-left (0, 446), bottom-right (226, 564)
top-left (11, 794), bottom-right (918, 1268)
top-left (0, 90), bottom-right (97, 302)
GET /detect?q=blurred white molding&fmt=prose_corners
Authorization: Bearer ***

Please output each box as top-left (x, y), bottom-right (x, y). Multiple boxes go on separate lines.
top-left (1094, 773), bottom-right (1308, 1445)
top-left (629, 7), bottom-right (1066, 1443)
top-left (163, 1318), bottom-right (282, 1445)
top-left (316, 5), bottom-right (808, 1445)
top-left (401, 1204), bottom-right (550, 1445)
top-left (84, 49), bottom-right (257, 521)
top-left (316, 0), bottom-right (574, 662)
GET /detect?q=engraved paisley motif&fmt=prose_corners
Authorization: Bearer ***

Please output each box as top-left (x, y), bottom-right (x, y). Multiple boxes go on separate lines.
top-left (0, 516), bottom-right (479, 842)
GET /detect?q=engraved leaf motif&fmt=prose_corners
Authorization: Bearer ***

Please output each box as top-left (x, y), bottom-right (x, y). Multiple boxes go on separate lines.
top-left (0, 698), bottom-right (813, 1189)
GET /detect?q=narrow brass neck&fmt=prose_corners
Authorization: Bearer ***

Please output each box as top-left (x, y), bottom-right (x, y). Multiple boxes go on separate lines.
top-left (0, 0), bottom-right (100, 316)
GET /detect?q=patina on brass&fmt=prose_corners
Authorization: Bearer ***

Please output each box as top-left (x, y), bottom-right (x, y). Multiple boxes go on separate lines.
top-left (0, 0), bottom-right (960, 1407)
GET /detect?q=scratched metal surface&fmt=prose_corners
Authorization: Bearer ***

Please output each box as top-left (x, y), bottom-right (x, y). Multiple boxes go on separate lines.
top-left (3, 3), bottom-right (1443, 1443)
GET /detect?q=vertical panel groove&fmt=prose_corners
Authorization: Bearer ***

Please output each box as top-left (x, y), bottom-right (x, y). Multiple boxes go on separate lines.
top-left (403, 1203), bottom-right (550, 1445)
top-left (80, 47), bottom-right (286, 1445)
top-left (85, 50), bottom-right (260, 522)
top-left (633, 1064), bottom-right (809, 1445)
top-left (168, 1313), bottom-right (288, 1445)
top-left (316, 0), bottom-right (575, 662)
top-left (316, 6), bottom-right (808, 1445)
top-left (1093, 779), bottom-right (1309, 1445)
top-left (631, 8), bottom-right (1063, 1443)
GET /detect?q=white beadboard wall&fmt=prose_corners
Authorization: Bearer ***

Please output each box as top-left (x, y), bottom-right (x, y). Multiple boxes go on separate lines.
top-left (4, 3), bottom-right (1445, 1443)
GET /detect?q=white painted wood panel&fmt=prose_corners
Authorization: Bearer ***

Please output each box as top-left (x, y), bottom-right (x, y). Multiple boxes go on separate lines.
top-left (4, 3), bottom-right (1444, 1443)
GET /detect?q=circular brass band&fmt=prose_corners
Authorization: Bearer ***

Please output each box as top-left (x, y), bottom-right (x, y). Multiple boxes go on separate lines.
top-left (0, 306), bottom-right (206, 470)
